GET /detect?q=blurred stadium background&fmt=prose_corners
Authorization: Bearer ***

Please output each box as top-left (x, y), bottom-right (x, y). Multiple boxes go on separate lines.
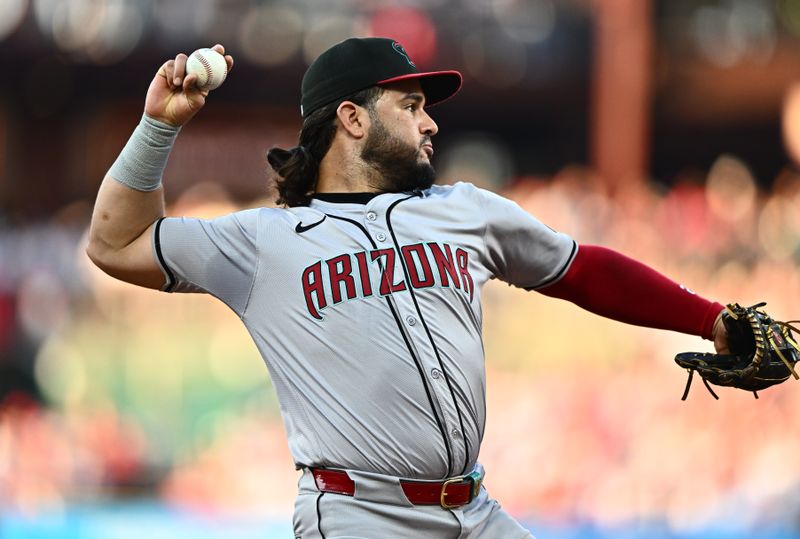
top-left (2, 0), bottom-right (800, 537)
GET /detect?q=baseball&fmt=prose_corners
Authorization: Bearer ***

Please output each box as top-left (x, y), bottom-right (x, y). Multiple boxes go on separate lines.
top-left (186, 48), bottom-right (228, 91)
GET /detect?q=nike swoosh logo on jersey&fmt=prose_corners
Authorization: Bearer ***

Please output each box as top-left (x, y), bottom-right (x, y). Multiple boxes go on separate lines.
top-left (295, 215), bottom-right (327, 233)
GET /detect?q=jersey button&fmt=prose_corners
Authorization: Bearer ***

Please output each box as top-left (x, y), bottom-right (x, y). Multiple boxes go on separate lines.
top-left (406, 315), bottom-right (417, 326)
top-left (431, 368), bottom-right (441, 379)
top-left (376, 232), bottom-right (387, 242)
top-left (366, 212), bottom-right (377, 221)
top-left (451, 429), bottom-right (461, 439)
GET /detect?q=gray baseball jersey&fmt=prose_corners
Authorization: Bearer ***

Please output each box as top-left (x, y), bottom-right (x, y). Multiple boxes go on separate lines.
top-left (153, 181), bottom-right (576, 480)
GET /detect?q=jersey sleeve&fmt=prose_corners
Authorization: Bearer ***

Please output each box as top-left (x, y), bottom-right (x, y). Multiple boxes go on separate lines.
top-left (152, 208), bottom-right (260, 316)
top-left (475, 187), bottom-right (577, 289)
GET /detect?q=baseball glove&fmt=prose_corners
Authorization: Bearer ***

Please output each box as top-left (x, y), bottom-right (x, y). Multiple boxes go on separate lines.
top-left (675, 302), bottom-right (800, 400)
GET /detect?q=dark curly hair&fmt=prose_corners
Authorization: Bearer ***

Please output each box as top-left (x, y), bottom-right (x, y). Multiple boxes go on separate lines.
top-left (267, 86), bottom-right (384, 207)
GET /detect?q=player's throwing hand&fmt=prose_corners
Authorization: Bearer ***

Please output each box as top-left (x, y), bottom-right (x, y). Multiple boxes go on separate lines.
top-left (144, 44), bottom-right (233, 127)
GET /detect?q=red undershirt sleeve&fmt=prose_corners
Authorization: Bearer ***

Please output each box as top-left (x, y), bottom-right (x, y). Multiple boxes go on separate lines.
top-left (538, 245), bottom-right (724, 340)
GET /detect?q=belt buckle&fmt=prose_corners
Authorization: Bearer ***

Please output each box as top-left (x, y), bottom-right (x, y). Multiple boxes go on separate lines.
top-left (440, 471), bottom-right (484, 508)
top-left (440, 476), bottom-right (464, 509)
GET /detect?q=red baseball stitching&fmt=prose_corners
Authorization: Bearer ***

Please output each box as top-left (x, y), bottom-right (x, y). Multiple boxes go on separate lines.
top-left (194, 51), bottom-right (214, 87)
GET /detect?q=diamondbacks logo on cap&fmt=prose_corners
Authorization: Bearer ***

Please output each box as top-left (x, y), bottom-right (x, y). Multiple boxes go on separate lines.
top-left (392, 42), bottom-right (416, 68)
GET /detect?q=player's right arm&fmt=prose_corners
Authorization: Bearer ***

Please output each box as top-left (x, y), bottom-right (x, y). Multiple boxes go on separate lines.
top-left (86, 45), bottom-right (233, 289)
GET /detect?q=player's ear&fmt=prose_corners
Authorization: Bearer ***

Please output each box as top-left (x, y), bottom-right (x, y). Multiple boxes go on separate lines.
top-left (336, 101), bottom-right (367, 139)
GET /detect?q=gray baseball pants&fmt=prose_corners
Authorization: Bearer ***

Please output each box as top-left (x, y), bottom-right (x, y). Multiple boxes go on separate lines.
top-left (292, 467), bottom-right (534, 539)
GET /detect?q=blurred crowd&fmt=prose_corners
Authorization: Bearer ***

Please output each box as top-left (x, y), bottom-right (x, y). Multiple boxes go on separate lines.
top-left (1, 158), bottom-right (800, 535)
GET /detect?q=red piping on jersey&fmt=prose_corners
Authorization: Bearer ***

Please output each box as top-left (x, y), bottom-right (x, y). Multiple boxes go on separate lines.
top-left (539, 245), bottom-right (723, 340)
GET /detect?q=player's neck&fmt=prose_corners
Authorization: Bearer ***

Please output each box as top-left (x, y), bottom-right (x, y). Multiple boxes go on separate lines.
top-left (317, 146), bottom-right (384, 194)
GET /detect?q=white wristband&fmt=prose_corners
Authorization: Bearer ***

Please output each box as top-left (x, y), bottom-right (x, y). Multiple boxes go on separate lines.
top-left (108, 114), bottom-right (181, 191)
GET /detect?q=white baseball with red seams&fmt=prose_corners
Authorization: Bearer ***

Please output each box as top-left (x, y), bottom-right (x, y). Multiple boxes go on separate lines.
top-left (186, 48), bottom-right (227, 91)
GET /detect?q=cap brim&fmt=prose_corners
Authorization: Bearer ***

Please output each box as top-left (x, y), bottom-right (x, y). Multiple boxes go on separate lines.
top-left (377, 70), bottom-right (463, 107)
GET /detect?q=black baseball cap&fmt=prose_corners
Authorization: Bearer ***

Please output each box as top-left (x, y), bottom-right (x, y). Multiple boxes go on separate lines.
top-left (300, 37), bottom-right (463, 118)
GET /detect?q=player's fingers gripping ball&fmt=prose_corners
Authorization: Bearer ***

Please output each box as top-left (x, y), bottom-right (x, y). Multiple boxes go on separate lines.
top-left (186, 48), bottom-right (228, 91)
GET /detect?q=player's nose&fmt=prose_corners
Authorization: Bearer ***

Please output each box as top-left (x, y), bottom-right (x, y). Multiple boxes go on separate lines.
top-left (420, 109), bottom-right (438, 136)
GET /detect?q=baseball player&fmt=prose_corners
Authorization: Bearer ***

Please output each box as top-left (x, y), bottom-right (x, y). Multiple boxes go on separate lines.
top-left (87, 38), bottom-right (730, 538)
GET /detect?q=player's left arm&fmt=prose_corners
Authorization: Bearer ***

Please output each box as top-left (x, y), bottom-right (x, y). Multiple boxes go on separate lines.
top-left (537, 245), bottom-right (729, 350)
top-left (470, 185), bottom-right (728, 351)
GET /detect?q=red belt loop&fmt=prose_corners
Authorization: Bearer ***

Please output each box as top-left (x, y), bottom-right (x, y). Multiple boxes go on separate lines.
top-left (309, 468), bottom-right (482, 509)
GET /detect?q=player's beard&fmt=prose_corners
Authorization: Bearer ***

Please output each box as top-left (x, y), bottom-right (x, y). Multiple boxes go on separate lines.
top-left (360, 116), bottom-right (437, 193)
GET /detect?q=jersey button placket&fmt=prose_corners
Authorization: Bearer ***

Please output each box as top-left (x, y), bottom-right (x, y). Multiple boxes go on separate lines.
top-left (364, 207), bottom-right (382, 240)
top-left (369, 196), bottom-right (466, 471)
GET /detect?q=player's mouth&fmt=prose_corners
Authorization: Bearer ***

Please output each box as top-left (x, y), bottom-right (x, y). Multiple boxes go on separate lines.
top-left (421, 143), bottom-right (434, 158)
